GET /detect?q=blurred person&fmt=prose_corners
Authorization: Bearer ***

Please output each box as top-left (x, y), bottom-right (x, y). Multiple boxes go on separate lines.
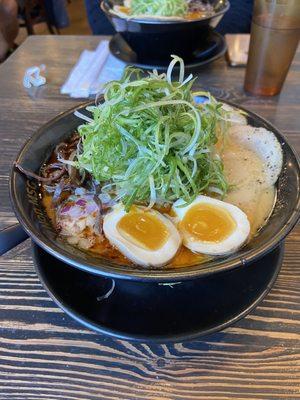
top-left (0, 0), bottom-right (19, 61)
top-left (84, 0), bottom-right (254, 36)
top-left (216, 0), bottom-right (254, 34)
top-left (44, 0), bottom-right (70, 31)
top-left (84, 0), bottom-right (114, 35)
top-left (17, 0), bottom-right (70, 33)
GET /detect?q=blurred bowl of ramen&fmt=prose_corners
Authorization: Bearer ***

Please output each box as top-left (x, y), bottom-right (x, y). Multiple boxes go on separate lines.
top-left (101, 0), bottom-right (230, 61)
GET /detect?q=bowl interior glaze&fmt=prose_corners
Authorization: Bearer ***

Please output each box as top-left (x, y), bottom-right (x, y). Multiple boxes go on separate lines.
top-left (10, 100), bottom-right (300, 282)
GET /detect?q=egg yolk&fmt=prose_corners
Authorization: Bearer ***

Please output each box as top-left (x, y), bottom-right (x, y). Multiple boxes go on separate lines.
top-left (117, 211), bottom-right (170, 251)
top-left (180, 203), bottom-right (236, 242)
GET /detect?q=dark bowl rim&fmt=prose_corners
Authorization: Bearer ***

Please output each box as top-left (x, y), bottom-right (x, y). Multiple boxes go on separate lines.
top-left (10, 99), bottom-right (300, 282)
top-left (101, 0), bottom-right (230, 25)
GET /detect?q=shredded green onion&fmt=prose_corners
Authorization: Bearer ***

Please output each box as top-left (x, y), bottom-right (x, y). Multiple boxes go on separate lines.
top-left (130, 0), bottom-right (188, 17)
top-left (75, 55), bottom-right (228, 210)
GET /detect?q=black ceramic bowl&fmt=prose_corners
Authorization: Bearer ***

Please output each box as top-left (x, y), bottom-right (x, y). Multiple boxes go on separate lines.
top-left (101, 0), bottom-right (230, 61)
top-left (10, 100), bottom-right (300, 283)
top-left (32, 242), bottom-right (284, 341)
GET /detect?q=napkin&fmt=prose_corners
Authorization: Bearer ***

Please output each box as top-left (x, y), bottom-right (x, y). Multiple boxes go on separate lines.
top-left (61, 40), bottom-right (125, 98)
top-left (23, 64), bottom-right (47, 88)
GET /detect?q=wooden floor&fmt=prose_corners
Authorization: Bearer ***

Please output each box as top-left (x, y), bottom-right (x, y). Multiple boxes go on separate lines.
top-left (16, 0), bottom-right (91, 46)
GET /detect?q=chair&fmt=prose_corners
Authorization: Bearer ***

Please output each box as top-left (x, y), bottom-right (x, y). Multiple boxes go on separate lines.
top-left (18, 0), bottom-right (59, 35)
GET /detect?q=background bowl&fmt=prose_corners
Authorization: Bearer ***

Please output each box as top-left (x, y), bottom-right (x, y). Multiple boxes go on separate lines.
top-left (101, 0), bottom-right (230, 61)
top-left (10, 100), bottom-right (300, 282)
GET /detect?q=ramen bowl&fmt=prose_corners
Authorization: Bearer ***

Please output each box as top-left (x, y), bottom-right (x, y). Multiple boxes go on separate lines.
top-left (101, 0), bottom-right (230, 61)
top-left (9, 100), bottom-right (300, 283)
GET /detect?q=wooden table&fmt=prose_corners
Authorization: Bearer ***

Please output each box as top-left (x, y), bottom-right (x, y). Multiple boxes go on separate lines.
top-left (0, 35), bottom-right (299, 400)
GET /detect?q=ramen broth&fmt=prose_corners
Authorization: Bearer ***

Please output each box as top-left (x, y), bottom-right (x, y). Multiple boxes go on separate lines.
top-left (41, 133), bottom-right (276, 268)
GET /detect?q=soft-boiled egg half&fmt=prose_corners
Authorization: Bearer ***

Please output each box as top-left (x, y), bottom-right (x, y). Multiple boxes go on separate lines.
top-left (103, 205), bottom-right (181, 267)
top-left (172, 195), bottom-right (250, 256)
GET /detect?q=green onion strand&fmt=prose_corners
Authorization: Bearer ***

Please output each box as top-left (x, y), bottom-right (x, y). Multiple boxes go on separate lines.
top-left (75, 55), bottom-right (229, 210)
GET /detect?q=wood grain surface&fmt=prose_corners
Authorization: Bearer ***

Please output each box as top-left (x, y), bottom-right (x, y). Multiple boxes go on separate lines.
top-left (0, 35), bottom-right (299, 400)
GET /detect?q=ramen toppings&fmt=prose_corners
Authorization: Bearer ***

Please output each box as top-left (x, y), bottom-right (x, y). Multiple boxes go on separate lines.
top-left (16, 56), bottom-right (283, 268)
top-left (112, 0), bottom-right (215, 20)
top-left (103, 205), bottom-right (181, 267)
top-left (56, 195), bottom-right (104, 249)
top-left (173, 196), bottom-right (250, 256)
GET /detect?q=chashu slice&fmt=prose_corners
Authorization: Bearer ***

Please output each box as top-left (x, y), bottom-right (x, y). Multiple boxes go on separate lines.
top-left (228, 125), bottom-right (283, 187)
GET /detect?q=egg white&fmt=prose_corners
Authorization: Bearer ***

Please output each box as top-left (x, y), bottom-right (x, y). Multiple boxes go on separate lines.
top-left (103, 205), bottom-right (182, 267)
top-left (172, 195), bottom-right (250, 256)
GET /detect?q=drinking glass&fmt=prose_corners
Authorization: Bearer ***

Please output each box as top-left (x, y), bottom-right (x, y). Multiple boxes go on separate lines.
top-left (244, 0), bottom-right (300, 96)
